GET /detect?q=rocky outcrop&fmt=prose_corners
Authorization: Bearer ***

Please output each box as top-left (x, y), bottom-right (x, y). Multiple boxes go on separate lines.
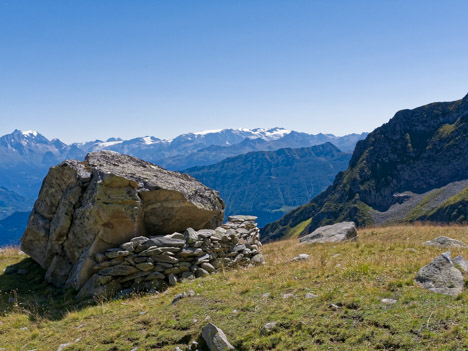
top-left (299, 222), bottom-right (358, 244)
top-left (422, 236), bottom-right (468, 248)
top-left (78, 215), bottom-right (262, 298)
top-left (262, 93), bottom-right (468, 241)
top-left (21, 151), bottom-right (225, 291)
top-left (415, 252), bottom-right (464, 296)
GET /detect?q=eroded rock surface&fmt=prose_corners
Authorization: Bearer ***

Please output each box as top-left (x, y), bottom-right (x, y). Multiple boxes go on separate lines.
top-left (21, 151), bottom-right (224, 290)
top-left (299, 222), bottom-right (358, 244)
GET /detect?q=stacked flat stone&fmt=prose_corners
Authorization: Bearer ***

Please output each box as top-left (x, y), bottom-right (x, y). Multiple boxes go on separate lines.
top-left (78, 215), bottom-right (263, 298)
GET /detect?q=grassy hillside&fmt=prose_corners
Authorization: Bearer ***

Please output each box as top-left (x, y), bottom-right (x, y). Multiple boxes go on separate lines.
top-left (0, 225), bottom-right (467, 350)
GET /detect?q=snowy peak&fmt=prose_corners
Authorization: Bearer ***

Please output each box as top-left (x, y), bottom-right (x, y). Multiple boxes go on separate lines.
top-left (190, 127), bottom-right (292, 140)
top-left (21, 130), bottom-right (39, 137)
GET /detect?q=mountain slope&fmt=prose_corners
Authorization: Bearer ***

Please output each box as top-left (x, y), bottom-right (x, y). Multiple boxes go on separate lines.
top-left (0, 187), bottom-right (31, 220)
top-left (0, 211), bottom-right (30, 246)
top-left (185, 143), bottom-right (351, 227)
top-left (262, 93), bottom-right (468, 241)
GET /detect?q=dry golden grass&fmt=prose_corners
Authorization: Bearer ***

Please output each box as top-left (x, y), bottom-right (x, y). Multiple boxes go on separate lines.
top-left (0, 225), bottom-right (467, 350)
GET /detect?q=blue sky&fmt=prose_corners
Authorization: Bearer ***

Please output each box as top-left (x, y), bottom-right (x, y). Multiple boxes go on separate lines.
top-left (1, 0), bottom-right (467, 143)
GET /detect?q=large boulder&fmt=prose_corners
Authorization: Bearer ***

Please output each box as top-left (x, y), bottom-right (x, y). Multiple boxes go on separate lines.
top-left (422, 236), bottom-right (468, 248)
top-left (21, 151), bottom-right (224, 290)
top-left (299, 221), bottom-right (358, 244)
top-left (415, 252), bottom-right (464, 296)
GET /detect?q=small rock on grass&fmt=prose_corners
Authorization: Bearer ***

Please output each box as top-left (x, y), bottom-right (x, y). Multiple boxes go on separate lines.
top-left (381, 298), bottom-right (397, 304)
top-left (290, 254), bottom-right (310, 262)
top-left (282, 293), bottom-right (294, 299)
top-left (260, 322), bottom-right (278, 336)
top-left (305, 293), bottom-right (318, 299)
top-left (202, 323), bottom-right (235, 351)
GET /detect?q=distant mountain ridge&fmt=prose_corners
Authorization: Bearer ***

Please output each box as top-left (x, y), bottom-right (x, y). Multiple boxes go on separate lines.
top-left (185, 143), bottom-right (351, 227)
top-left (0, 128), bottom-right (367, 199)
top-left (0, 187), bottom-right (31, 220)
top-left (262, 93), bottom-right (468, 241)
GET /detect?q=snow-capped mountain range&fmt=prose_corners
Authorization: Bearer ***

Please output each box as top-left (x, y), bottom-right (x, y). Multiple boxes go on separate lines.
top-left (0, 127), bottom-right (367, 201)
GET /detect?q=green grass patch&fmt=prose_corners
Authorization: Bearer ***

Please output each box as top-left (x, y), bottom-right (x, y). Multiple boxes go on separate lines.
top-left (287, 218), bottom-right (312, 238)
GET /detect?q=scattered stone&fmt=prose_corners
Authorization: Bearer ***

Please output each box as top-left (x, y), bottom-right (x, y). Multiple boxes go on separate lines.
top-left (252, 253), bottom-right (265, 264)
top-left (57, 339), bottom-right (80, 351)
top-left (300, 222), bottom-right (358, 243)
top-left (262, 292), bottom-right (271, 298)
top-left (282, 293), bottom-right (294, 299)
top-left (260, 322), bottom-right (278, 336)
top-left (172, 292), bottom-right (187, 304)
top-left (329, 304), bottom-right (341, 310)
top-left (290, 254), bottom-right (310, 262)
top-left (202, 323), bottom-right (235, 351)
top-left (305, 293), bottom-right (318, 299)
top-left (453, 255), bottom-right (468, 272)
top-left (381, 298), bottom-right (397, 304)
top-left (415, 251), bottom-right (464, 296)
top-left (422, 236), bottom-right (468, 248)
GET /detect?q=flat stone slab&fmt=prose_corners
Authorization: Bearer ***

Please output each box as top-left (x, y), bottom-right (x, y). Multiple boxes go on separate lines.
top-left (227, 215), bottom-right (257, 222)
top-left (300, 222), bottom-right (358, 244)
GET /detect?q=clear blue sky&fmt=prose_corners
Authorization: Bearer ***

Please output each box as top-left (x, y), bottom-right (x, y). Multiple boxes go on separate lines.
top-left (1, 0), bottom-right (467, 143)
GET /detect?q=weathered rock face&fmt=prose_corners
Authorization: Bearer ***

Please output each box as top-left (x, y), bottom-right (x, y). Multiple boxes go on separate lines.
top-left (422, 236), bottom-right (468, 248)
top-left (299, 222), bottom-right (358, 244)
top-left (21, 151), bottom-right (225, 290)
top-left (202, 323), bottom-right (235, 351)
top-left (77, 215), bottom-right (262, 298)
top-left (415, 252), bottom-right (464, 296)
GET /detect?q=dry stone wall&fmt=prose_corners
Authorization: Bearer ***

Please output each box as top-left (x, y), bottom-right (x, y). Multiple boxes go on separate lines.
top-left (78, 215), bottom-right (263, 298)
